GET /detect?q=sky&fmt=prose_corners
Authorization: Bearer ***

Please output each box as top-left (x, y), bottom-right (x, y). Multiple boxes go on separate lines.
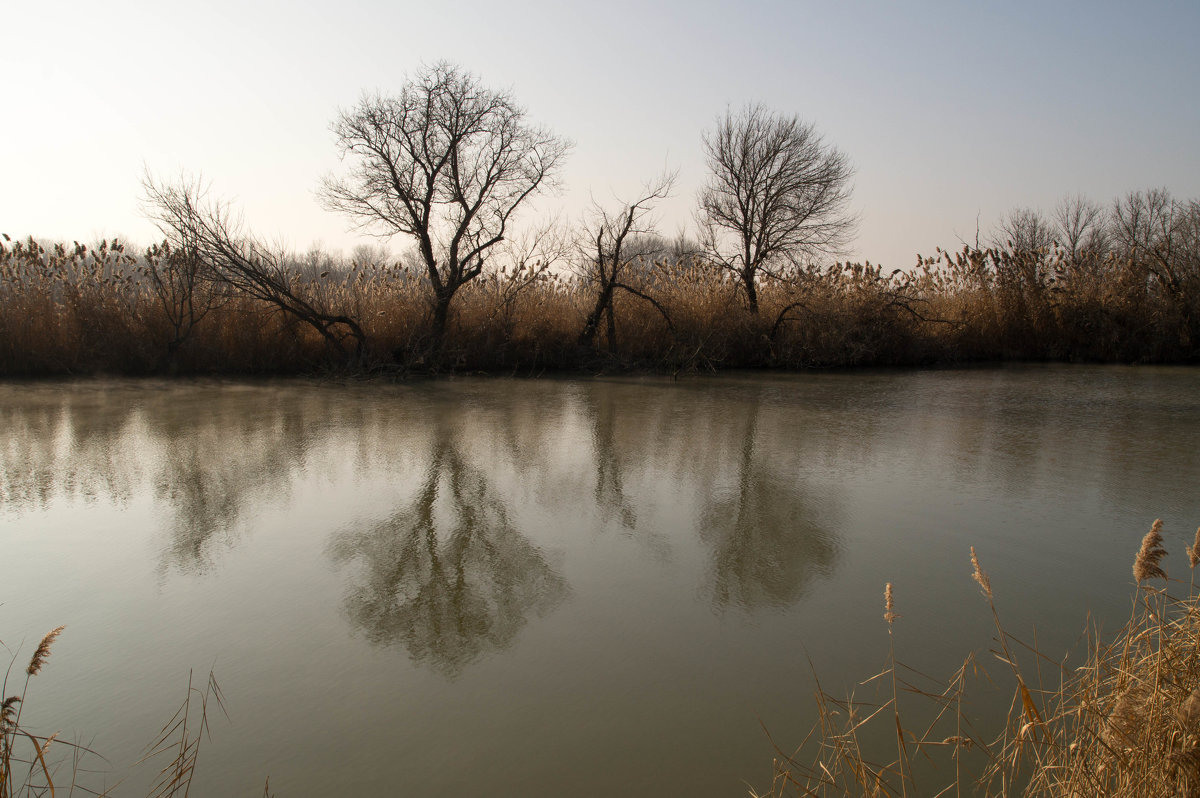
top-left (3, 0), bottom-right (1198, 268)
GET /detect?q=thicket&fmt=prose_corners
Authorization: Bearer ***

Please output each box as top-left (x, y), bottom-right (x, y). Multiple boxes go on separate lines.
top-left (2, 187), bottom-right (1198, 376)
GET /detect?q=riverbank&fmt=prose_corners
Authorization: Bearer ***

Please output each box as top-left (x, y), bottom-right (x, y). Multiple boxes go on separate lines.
top-left (2, 236), bottom-right (1198, 377)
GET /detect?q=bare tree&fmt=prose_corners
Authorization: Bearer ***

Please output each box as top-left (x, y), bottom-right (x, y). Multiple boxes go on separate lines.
top-left (350, 242), bottom-right (391, 271)
top-left (320, 61), bottom-right (570, 352)
top-left (140, 240), bottom-right (225, 369)
top-left (143, 176), bottom-right (367, 361)
top-left (576, 171), bottom-right (676, 352)
top-left (991, 206), bottom-right (1055, 254)
top-left (480, 216), bottom-right (571, 328)
top-left (1112, 188), bottom-right (1200, 300)
top-left (1052, 194), bottom-right (1109, 264)
top-left (697, 105), bottom-right (855, 312)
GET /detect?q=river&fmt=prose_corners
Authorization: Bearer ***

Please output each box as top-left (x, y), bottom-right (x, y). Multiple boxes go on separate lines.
top-left (2, 366), bottom-right (1198, 796)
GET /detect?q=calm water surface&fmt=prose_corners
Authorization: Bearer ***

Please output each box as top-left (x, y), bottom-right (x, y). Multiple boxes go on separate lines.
top-left (2, 367), bottom-right (1199, 796)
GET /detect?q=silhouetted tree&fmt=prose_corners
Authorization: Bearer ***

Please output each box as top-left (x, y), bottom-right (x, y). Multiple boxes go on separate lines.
top-left (1111, 189), bottom-right (1200, 293)
top-left (143, 176), bottom-right (367, 362)
top-left (697, 105), bottom-right (855, 312)
top-left (991, 206), bottom-right (1055, 254)
top-left (1111, 189), bottom-right (1200, 346)
top-left (320, 61), bottom-right (570, 354)
top-left (1052, 194), bottom-right (1110, 265)
top-left (140, 240), bottom-right (225, 370)
top-left (576, 171), bottom-right (676, 352)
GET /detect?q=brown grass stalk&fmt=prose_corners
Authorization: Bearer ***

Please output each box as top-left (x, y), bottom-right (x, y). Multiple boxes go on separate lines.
top-left (757, 517), bottom-right (1200, 798)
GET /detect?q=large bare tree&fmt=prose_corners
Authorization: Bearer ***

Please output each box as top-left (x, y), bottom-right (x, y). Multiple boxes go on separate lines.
top-left (320, 62), bottom-right (570, 351)
top-left (697, 105), bottom-right (855, 312)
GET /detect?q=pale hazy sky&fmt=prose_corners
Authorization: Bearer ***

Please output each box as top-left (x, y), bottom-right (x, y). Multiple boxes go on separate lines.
top-left (4, 0), bottom-right (1198, 267)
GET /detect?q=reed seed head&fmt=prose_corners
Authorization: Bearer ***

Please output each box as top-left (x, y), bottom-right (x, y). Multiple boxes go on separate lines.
top-left (1188, 526), bottom-right (1200, 570)
top-left (970, 546), bottom-right (992, 600)
top-left (1133, 519), bottom-right (1168, 583)
top-left (1, 695), bottom-right (20, 732)
top-left (26, 625), bottom-right (65, 676)
top-left (884, 582), bottom-right (897, 624)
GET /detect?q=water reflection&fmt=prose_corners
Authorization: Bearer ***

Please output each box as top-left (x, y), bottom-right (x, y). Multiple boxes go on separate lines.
top-left (5, 369), bottom-right (1192, 671)
top-left (0, 388), bottom-right (143, 507)
top-left (4, 370), bottom-right (1200, 797)
top-left (154, 449), bottom-right (245, 573)
top-left (584, 389), bottom-right (638, 530)
top-left (698, 397), bottom-right (839, 611)
top-left (329, 424), bottom-right (569, 676)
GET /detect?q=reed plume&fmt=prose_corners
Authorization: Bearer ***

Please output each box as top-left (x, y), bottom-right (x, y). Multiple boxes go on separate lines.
top-left (758, 519), bottom-right (1200, 798)
top-left (0, 696), bottom-right (18, 732)
top-left (26, 625), bottom-right (65, 676)
top-left (1188, 526), bottom-right (1200, 569)
top-left (970, 546), bottom-right (992, 599)
top-left (884, 582), bottom-right (897, 625)
top-left (1133, 519), bottom-right (1167, 582)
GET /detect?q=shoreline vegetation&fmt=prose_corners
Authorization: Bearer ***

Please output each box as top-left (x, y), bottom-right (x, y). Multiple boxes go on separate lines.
top-left (2, 197), bottom-right (1199, 379)
top-left (6, 522), bottom-right (1200, 796)
top-left (758, 521), bottom-right (1200, 797)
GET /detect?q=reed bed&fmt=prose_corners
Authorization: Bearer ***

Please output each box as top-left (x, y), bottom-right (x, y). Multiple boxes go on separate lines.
top-left (2, 232), bottom-right (1199, 376)
top-left (756, 520), bottom-right (1200, 798)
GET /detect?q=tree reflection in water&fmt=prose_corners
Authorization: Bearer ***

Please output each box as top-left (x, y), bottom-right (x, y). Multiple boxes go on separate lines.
top-left (699, 400), bottom-right (839, 611)
top-left (329, 430), bottom-right (569, 676)
top-left (584, 389), bottom-right (637, 530)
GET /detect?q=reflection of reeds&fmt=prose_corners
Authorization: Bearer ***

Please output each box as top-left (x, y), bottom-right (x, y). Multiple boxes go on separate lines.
top-left (756, 519), bottom-right (1200, 798)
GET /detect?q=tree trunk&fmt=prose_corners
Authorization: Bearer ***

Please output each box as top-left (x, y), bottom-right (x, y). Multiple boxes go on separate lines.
top-left (579, 282), bottom-right (616, 347)
top-left (605, 298), bottom-right (617, 354)
top-left (431, 291), bottom-right (452, 355)
top-left (742, 269), bottom-right (759, 313)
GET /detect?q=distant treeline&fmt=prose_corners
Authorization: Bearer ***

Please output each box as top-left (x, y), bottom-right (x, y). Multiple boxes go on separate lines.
top-left (1, 188), bottom-right (1198, 376)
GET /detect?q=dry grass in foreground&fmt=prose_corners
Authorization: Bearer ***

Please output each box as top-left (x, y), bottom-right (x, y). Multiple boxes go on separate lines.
top-left (758, 520), bottom-right (1200, 797)
top-left (1, 625), bottom-right (232, 798)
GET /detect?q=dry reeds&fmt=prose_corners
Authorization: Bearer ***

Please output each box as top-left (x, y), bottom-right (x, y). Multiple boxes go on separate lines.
top-left (2, 626), bottom-right (67, 798)
top-left (1, 623), bottom-right (227, 798)
top-left (1134, 519), bottom-right (1168, 582)
top-left (3, 223), bottom-right (1199, 376)
top-left (25, 626), bottom-right (64, 677)
top-left (757, 518), bottom-right (1200, 798)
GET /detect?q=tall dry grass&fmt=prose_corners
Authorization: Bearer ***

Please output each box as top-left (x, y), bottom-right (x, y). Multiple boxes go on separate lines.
top-left (756, 519), bottom-right (1200, 798)
top-left (2, 230), bottom-right (1199, 376)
